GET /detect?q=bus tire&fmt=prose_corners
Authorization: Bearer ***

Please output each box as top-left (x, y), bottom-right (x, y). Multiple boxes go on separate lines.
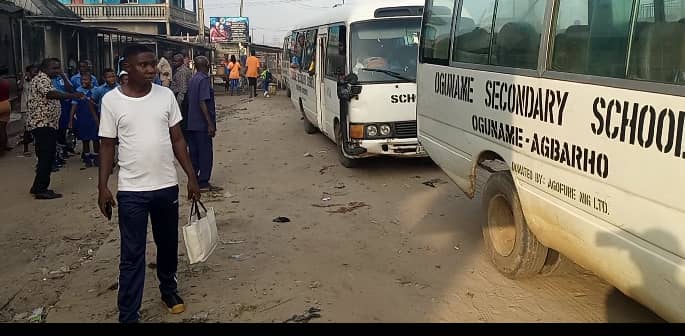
top-left (482, 171), bottom-right (548, 279)
top-left (335, 124), bottom-right (359, 168)
top-left (539, 249), bottom-right (565, 276)
top-left (303, 114), bottom-right (318, 134)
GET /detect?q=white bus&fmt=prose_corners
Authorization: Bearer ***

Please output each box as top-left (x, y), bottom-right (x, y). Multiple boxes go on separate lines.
top-left (288, 0), bottom-right (427, 167)
top-left (417, 0), bottom-right (685, 321)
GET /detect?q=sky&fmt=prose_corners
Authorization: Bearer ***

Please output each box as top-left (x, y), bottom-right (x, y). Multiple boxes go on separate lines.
top-left (198, 0), bottom-right (341, 47)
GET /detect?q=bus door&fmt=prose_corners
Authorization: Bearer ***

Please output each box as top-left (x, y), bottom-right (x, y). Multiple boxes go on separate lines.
top-left (322, 25), bottom-right (347, 140)
top-left (317, 33), bottom-right (328, 135)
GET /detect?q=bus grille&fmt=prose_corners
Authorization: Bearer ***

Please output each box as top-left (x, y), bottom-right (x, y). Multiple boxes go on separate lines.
top-left (394, 121), bottom-right (417, 139)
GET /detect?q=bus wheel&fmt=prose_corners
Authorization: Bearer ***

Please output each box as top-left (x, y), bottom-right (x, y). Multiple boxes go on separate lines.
top-left (482, 171), bottom-right (548, 279)
top-left (335, 124), bottom-right (359, 168)
top-left (539, 249), bottom-right (565, 276)
top-left (303, 113), bottom-right (318, 134)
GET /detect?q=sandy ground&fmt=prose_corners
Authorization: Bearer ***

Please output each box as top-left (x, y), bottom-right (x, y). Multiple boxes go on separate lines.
top-left (0, 92), bottom-right (663, 323)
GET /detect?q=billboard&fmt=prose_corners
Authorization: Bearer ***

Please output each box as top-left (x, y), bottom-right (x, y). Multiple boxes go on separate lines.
top-left (210, 17), bottom-right (250, 43)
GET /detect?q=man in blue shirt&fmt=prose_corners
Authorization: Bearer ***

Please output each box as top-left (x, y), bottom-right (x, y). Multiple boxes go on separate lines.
top-left (186, 56), bottom-right (222, 193)
top-left (53, 70), bottom-right (76, 159)
top-left (91, 68), bottom-right (118, 113)
top-left (70, 60), bottom-right (99, 89)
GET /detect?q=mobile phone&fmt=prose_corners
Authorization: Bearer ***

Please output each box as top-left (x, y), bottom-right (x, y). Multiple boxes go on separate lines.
top-left (105, 201), bottom-right (113, 220)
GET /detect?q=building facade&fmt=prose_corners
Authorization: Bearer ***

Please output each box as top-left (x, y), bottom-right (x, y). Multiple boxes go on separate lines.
top-left (60, 0), bottom-right (199, 36)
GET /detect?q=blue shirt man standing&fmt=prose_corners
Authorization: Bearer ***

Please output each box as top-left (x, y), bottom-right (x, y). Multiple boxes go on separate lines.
top-left (186, 56), bottom-right (222, 193)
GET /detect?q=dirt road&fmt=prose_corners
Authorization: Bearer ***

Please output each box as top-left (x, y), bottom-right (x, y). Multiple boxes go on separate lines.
top-left (0, 93), bottom-right (662, 322)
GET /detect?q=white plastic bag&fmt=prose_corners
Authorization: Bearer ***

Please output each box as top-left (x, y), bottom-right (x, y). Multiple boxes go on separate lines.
top-left (183, 200), bottom-right (218, 264)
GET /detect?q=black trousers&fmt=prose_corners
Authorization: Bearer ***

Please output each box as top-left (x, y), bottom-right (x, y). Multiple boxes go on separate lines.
top-left (31, 127), bottom-right (58, 193)
top-left (116, 185), bottom-right (180, 323)
top-left (248, 77), bottom-right (257, 97)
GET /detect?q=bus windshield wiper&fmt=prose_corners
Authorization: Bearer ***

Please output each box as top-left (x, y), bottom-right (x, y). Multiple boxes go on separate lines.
top-left (360, 68), bottom-right (414, 82)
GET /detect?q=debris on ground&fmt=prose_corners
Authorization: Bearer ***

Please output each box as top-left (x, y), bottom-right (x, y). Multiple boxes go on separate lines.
top-left (422, 178), bottom-right (448, 188)
top-left (28, 307), bottom-right (44, 323)
top-left (230, 254), bottom-right (246, 261)
top-left (308, 281), bottom-right (321, 289)
top-left (221, 240), bottom-right (246, 245)
top-left (303, 152), bottom-right (314, 158)
top-left (327, 202), bottom-right (370, 214)
top-left (147, 262), bottom-right (157, 269)
top-left (454, 245), bottom-right (461, 251)
top-left (190, 311), bottom-right (209, 323)
top-left (333, 183), bottom-right (346, 189)
top-left (283, 307), bottom-right (321, 323)
top-left (311, 203), bottom-right (344, 208)
top-left (273, 216), bottom-right (291, 223)
top-left (319, 165), bottom-right (335, 175)
top-left (321, 196), bottom-right (332, 202)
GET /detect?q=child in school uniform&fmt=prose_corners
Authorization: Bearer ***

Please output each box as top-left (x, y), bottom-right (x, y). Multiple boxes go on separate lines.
top-left (68, 74), bottom-right (100, 167)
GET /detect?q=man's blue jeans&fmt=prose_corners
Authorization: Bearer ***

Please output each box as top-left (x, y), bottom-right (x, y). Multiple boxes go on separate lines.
top-left (116, 185), bottom-right (180, 323)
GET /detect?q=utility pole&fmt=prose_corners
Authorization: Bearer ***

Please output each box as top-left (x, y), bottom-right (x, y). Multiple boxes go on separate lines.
top-left (197, 0), bottom-right (205, 41)
top-left (240, 0), bottom-right (244, 17)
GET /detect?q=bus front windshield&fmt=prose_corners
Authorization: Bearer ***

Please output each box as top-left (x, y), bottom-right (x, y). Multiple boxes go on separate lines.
top-left (350, 18), bottom-right (421, 83)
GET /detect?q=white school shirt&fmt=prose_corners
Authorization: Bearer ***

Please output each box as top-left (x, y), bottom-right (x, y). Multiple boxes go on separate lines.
top-left (99, 84), bottom-right (183, 192)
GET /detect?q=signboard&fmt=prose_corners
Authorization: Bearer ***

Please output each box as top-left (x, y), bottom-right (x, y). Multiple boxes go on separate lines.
top-left (210, 17), bottom-right (250, 43)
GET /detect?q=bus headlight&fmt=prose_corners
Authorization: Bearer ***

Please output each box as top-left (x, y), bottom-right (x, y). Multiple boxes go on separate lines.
top-left (379, 124), bottom-right (391, 136)
top-left (366, 125), bottom-right (378, 137)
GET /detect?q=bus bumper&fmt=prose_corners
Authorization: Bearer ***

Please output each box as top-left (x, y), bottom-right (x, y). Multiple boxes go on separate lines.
top-left (357, 138), bottom-right (428, 157)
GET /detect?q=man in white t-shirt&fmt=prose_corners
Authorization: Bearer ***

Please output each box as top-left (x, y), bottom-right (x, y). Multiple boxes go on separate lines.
top-left (98, 44), bottom-right (201, 324)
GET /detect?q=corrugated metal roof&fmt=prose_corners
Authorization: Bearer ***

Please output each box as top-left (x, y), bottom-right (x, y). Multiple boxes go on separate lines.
top-left (0, 1), bottom-right (23, 14)
top-left (8, 0), bottom-right (80, 20)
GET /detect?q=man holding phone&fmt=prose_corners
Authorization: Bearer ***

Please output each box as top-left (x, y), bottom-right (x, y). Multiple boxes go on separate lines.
top-left (98, 44), bottom-right (201, 323)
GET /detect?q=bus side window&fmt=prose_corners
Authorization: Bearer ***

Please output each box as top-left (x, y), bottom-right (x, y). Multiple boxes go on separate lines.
top-left (302, 30), bottom-right (318, 74)
top-left (491, 0), bottom-right (547, 70)
top-left (452, 0), bottom-right (496, 65)
top-left (326, 26), bottom-right (347, 79)
top-left (420, 0), bottom-right (457, 65)
top-left (628, 0), bottom-right (685, 85)
top-left (550, 0), bottom-right (633, 79)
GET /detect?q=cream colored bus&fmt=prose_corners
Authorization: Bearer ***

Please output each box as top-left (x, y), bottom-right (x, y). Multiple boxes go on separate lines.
top-left (417, 0), bottom-right (685, 321)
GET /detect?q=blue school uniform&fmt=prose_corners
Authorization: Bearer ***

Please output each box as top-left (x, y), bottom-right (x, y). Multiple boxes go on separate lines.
top-left (91, 83), bottom-right (117, 113)
top-left (53, 76), bottom-right (73, 130)
top-left (71, 86), bottom-right (98, 141)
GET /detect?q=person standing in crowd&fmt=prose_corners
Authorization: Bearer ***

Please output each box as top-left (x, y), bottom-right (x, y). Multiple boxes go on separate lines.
top-left (170, 52), bottom-right (192, 131)
top-left (245, 50), bottom-right (260, 98)
top-left (0, 66), bottom-right (11, 155)
top-left (20, 65), bottom-right (40, 156)
top-left (228, 55), bottom-right (241, 96)
top-left (98, 44), bottom-right (201, 324)
top-left (68, 75), bottom-right (99, 168)
top-left (70, 60), bottom-right (98, 89)
top-left (28, 58), bottom-right (84, 200)
top-left (186, 56), bottom-right (223, 193)
top-left (260, 64), bottom-right (273, 98)
top-left (55, 66), bottom-right (77, 160)
top-left (92, 68), bottom-right (118, 113)
top-left (119, 71), bottom-right (129, 86)
top-left (157, 53), bottom-right (172, 88)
